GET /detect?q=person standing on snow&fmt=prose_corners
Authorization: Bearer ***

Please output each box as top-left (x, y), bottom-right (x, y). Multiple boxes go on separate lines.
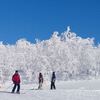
top-left (51, 72), bottom-right (56, 90)
top-left (11, 70), bottom-right (21, 93)
top-left (38, 72), bottom-right (43, 89)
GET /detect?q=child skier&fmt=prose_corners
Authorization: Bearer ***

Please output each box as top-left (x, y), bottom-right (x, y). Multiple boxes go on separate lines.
top-left (38, 72), bottom-right (43, 89)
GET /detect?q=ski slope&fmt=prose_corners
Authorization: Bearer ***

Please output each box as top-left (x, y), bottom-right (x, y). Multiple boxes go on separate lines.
top-left (0, 79), bottom-right (100, 100)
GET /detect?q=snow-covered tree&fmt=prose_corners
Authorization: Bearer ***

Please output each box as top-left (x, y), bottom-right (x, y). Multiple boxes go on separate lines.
top-left (0, 26), bottom-right (99, 83)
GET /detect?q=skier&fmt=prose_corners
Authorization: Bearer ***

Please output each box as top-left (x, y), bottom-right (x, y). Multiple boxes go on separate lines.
top-left (51, 72), bottom-right (56, 90)
top-left (38, 72), bottom-right (43, 89)
top-left (11, 70), bottom-right (21, 93)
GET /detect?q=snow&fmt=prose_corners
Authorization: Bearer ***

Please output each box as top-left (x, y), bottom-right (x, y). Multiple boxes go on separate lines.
top-left (0, 26), bottom-right (100, 100)
top-left (0, 79), bottom-right (100, 100)
top-left (0, 26), bottom-right (100, 83)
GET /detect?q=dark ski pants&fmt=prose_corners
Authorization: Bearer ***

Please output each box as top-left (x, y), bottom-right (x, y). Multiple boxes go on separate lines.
top-left (12, 83), bottom-right (20, 93)
top-left (38, 82), bottom-right (43, 89)
top-left (51, 82), bottom-right (56, 89)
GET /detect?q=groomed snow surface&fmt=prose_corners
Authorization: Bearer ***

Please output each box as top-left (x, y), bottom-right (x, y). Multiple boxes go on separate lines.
top-left (0, 79), bottom-right (100, 100)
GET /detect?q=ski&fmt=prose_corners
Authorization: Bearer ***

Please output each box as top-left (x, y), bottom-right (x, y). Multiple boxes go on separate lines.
top-left (0, 91), bottom-right (25, 94)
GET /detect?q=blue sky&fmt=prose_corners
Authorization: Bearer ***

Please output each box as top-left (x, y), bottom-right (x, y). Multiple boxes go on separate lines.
top-left (0, 0), bottom-right (100, 44)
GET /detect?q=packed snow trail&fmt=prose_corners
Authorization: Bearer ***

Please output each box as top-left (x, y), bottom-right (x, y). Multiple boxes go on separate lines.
top-left (0, 79), bottom-right (100, 100)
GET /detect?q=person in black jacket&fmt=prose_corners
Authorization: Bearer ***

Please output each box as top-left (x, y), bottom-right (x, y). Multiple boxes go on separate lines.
top-left (50, 72), bottom-right (56, 89)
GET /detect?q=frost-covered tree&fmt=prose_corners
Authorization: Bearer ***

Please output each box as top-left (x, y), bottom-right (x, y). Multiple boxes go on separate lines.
top-left (0, 26), bottom-right (99, 84)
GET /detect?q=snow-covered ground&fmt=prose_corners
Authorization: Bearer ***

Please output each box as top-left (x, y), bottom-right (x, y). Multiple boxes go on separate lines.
top-left (0, 79), bottom-right (100, 100)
